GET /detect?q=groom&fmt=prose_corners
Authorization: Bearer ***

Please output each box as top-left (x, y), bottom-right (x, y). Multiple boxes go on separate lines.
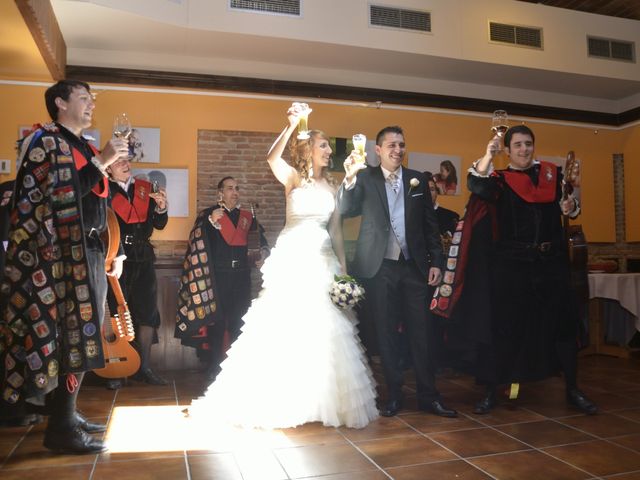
top-left (338, 126), bottom-right (457, 418)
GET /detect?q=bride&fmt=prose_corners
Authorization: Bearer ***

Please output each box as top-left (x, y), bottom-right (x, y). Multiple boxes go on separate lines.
top-left (188, 103), bottom-right (378, 429)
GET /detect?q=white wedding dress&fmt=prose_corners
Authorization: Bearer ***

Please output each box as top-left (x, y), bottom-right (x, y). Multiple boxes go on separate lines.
top-left (189, 182), bottom-right (378, 429)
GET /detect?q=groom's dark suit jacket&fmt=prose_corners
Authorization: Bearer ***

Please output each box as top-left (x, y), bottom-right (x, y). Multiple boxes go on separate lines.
top-left (338, 166), bottom-right (444, 279)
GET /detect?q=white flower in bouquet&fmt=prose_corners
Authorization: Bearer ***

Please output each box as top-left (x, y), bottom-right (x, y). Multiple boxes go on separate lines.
top-left (329, 274), bottom-right (366, 309)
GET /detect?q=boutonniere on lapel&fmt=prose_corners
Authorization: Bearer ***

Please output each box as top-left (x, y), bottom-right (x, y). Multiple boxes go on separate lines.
top-left (407, 177), bottom-right (420, 196)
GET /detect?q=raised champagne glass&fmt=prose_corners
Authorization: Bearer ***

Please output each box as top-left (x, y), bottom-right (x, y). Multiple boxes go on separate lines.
top-left (113, 113), bottom-right (132, 139)
top-left (352, 134), bottom-right (367, 164)
top-left (297, 103), bottom-right (312, 140)
top-left (490, 110), bottom-right (509, 152)
top-left (491, 109), bottom-right (509, 137)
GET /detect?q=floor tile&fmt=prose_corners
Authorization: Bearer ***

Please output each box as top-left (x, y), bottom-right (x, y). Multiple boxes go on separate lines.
top-left (496, 420), bottom-right (596, 447)
top-left (559, 413), bottom-right (640, 438)
top-left (301, 471), bottom-right (388, 480)
top-left (92, 456), bottom-right (188, 479)
top-left (430, 427), bottom-right (529, 458)
top-left (0, 464), bottom-right (93, 479)
top-left (470, 449), bottom-right (591, 480)
top-left (2, 433), bottom-right (97, 470)
top-left (611, 433), bottom-right (640, 453)
top-left (399, 412), bottom-right (483, 434)
top-left (543, 439), bottom-right (640, 476)
top-left (387, 459), bottom-right (492, 479)
top-left (188, 452), bottom-right (243, 480)
top-left (274, 442), bottom-right (375, 478)
top-left (356, 434), bottom-right (456, 467)
top-left (338, 416), bottom-right (416, 441)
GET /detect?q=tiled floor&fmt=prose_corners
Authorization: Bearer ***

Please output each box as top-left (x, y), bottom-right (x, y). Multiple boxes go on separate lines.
top-left (2, 355), bottom-right (640, 479)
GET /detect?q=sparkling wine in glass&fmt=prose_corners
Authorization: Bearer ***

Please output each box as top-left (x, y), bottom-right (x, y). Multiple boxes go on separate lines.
top-left (352, 134), bottom-right (367, 164)
top-left (296, 103), bottom-right (312, 140)
top-left (491, 110), bottom-right (509, 138)
top-left (113, 113), bottom-right (132, 139)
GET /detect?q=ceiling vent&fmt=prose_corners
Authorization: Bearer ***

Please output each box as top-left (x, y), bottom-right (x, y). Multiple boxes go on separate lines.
top-left (369, 5), bottom-right (431, 33)
top-left (588, 36), bottom-right (635, 62)
top-left (230, 0), bottom-right (300, 16)
top-left (489, 22), bottom-right (543, 49)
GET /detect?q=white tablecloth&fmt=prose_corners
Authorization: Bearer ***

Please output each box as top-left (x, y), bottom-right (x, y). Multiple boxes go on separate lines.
top-left (588, 273), bottom-right (640, 332)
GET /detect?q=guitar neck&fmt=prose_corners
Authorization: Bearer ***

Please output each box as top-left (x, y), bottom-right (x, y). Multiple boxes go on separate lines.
top-left (107, 275), bottom-right (129, 313)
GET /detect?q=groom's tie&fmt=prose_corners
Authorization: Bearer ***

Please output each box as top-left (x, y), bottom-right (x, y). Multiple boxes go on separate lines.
top-left (387, 173), bottom-right (399, 193)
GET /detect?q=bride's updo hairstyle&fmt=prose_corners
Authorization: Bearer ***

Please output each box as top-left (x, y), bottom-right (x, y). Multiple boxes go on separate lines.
top-left (289, 130), bottom-right (335, 186)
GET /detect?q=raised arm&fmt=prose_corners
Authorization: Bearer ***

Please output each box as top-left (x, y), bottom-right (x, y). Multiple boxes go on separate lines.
top-left (266, 103), bottom-right (304, 194)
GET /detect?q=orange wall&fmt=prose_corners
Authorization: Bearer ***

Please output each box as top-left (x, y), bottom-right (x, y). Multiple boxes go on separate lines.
top-left (621, 125), bottom-right (640, 242)
top-left (0, 83), bottom-right (634, 243)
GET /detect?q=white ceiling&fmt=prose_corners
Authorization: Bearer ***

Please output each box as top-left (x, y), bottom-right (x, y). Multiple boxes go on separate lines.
top-left (49, 0), bottom-right (640, 114)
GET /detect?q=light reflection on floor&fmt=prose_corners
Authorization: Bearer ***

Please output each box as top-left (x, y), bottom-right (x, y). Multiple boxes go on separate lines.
top-left (105, 405), bottom-right (293, 453)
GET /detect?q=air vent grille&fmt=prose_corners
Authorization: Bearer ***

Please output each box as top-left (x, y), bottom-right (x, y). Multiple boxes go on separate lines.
top-left (489, 22), bottom-right (542, 49)
top-left (588, 36), bottom-right (635, 62)
top-left (370, 5), bottom-right (431, 32)
top-left (230, 0), bottom-right (300, 16)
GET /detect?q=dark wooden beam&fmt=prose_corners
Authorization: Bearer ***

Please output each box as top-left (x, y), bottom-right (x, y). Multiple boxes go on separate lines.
top-left (15, 0), bottom-right (66, 80)
top-left (66, 65), bottom-right (639, 126)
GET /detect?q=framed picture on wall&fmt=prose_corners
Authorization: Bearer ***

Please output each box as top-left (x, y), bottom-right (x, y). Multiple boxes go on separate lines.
top-left (128, 127), bottom-right (161, 163)
top-left (408, 152), bottom-right (462, 195)
top-left (132, 168), bottom-right (189, 217)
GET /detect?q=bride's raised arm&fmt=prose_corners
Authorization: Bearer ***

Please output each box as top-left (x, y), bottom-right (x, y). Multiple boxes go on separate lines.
top-left (267, 104), bottom-right (303, 192)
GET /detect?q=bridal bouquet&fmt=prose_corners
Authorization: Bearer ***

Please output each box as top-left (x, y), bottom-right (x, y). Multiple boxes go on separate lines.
top-left (330, 274), bottom-right (365, 309)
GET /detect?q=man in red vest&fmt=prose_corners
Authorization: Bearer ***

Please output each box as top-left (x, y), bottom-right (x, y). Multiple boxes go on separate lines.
top-left (106, 158), bottom-right (168, 388)
top-left (175, 176), bottom-right (268, 380)
top-left (1, 80), bottom-right (128, 453)
top-left (463, 125), bottom-right (596, 415)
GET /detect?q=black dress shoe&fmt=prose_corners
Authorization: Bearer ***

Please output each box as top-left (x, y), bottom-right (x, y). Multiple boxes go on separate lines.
top-left (473, 390), bottom-right (497, 415)
top-left (420, 400), bottom-right (458, 418)
top-left (74, 412), bottom-right (107, 433)
top-left (380, 399), bottom-right (403, 417)
top-left (43, 426), bottom-right (108, 454)
top-left (132, 368), bottom-right (168, 386)
top-left (567, 388), bottom-right (598, 415)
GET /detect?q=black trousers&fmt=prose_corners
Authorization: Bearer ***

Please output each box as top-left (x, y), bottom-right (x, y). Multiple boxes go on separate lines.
top-left (367, 258), bottom-right (439, 403)
top-left (108, 259), bottom-right (161, 329)
top-left (206, 267), bottom-right (251, 368)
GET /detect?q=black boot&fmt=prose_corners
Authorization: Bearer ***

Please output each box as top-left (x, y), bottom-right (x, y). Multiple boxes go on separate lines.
top-left (43, 426), bottom-right (107, 454)
top-left (473, 386), bottom-right (497, 415)
top-left (44, 374), bottom-right (108, 454)
top-left (567, 388), bottom-right (598, 415)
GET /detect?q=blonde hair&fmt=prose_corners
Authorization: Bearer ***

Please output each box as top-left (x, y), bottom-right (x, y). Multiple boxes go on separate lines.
top-left (288, 130), bottom-right (335, 186)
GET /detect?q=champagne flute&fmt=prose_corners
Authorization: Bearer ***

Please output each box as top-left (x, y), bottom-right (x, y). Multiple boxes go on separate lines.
top-left (352, 134), bottom-right (367, 164)
top-left (490, 110), bottom-right (509, 152)
top-left (113, 113), bottom-right (132, 139)
top-left (491, 109), bottom-right (509, 140)
top-left (296, 103), bottom-right (312, 140)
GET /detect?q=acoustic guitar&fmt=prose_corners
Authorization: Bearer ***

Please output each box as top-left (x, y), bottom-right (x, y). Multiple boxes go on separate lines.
top-left (94, 208), bottom-right (141, 379)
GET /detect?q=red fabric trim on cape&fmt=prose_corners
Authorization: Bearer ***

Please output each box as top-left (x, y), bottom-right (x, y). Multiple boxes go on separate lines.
top-left (111, 179), bottom-right (152, 224)
top-left (72, 144), bottom-right (108, 198)
top-left (430, 195), bottom-right (497, 319)
top-left (218, 209), bottom-right (253, 246)
top-left (500, 161), bottom-right (557, 204)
